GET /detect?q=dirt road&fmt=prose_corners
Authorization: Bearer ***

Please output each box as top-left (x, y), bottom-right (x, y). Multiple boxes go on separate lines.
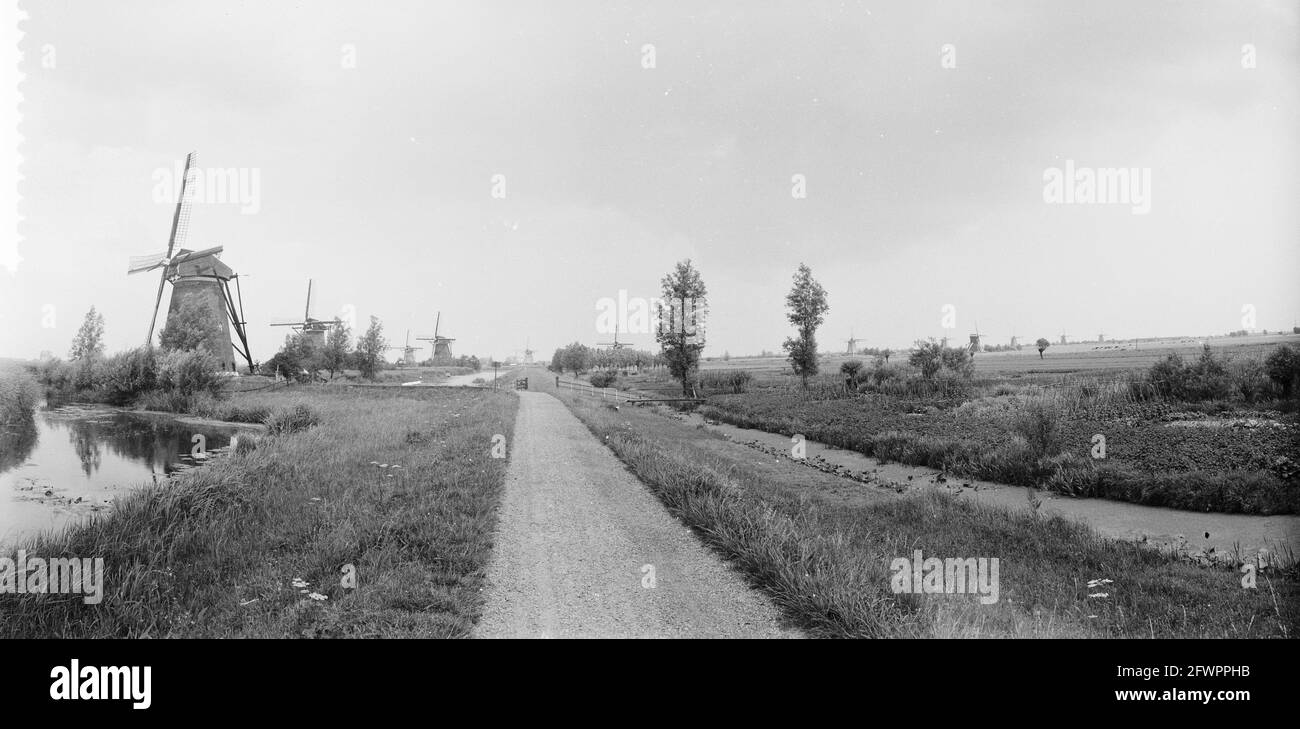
top-left (476, 392), bottom-right (794, 638)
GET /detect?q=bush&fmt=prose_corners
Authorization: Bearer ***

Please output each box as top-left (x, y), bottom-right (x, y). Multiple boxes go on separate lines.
top-left (589, 371), bottom-right (618, 388)
top-left (699, 369), bottom-right (753, 394)
top-left (233, 434), bottom-right (259, 457)
top-left (1140, 345), bottom-right (1290, 403)
top-left (100, 347), bottom-right (158, 405)
top-left (1227, 356), bottom-right (1277, 403)
top-left (264, 403), bottom-right (321, 435)
top-left (0, 369), bottom-right (42, 424)
top-left (1011, 400), bottom-right (1061, 458)
top-left (157, 349), bottom-right (225, 398)
top-left (1265, 345), bottom-right (1300, 399)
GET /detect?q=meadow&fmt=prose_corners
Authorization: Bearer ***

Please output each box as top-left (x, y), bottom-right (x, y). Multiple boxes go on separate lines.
top-left (534, 375), bottom-right (1296, 638)
top-left (598, 338), bottom-right (1300, 514)
top-left (0, 386), bottom-right (518, 638)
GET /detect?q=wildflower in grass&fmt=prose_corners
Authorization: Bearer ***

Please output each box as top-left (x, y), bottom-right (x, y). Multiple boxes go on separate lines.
top-left (308, 592), bottom-right (328, 601)
top-left (1086, 578), bottom-right (1113, 589)
top-left (1088, 592), bottom-right (1109, 598)
top-left (292, 578), bottom-right (309, 588)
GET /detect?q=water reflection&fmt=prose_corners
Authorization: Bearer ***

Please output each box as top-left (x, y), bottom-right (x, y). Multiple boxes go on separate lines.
top-left (42, 411), bottom-right (234, 478)
top-left (0, 405), bottom-right (252, 549)
top-left (0, 422), bottom-right (38, 473)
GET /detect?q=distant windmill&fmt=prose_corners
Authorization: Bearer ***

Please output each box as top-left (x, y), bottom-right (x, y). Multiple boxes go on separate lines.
top-left (1097, 332), bottom-right (1106, 343)
top-left (523, 339), bottom-right (535, 364)
top-left (128, 151), bottom-right (253, 373)
top-left (387, 330), bottom-right (423, 366)
top-left (845, 331), bottom-right (858, 355)
top-left (270, 279), bottom-right (338, 349)
top-left (598, 322), bottom-right (631, 350)
top-left (968, 321), bottom-right (982, 356)
top-left (1059, 332), bottom-right (1070, 346)
top-left (416, 312), bottom-right (455, 360)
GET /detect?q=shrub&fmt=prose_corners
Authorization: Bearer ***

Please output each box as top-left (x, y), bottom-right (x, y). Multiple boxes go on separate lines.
top-left (699, 369), bottom-right (753, 394)
top-left (264, 403), bottom-right (321, 435)
top-left (1227, 356), bottom-right (1276, 403)
top-left (233, 434), bottom-right (259, 457)
top-left (0, 369), bottom-right (41, 424)
top-left (100, 347), bottom-right (158, 405)
top-left (157, 349), bottom-right (224, 398)
top-left (1265, 345), bottom-right (1300, 399)
top-left (1011, 400), bottom-right (1061, 458)
top-left (34, 357), bottom-right (74, 391)
top-left (589, 371), bottom-right (618, 388)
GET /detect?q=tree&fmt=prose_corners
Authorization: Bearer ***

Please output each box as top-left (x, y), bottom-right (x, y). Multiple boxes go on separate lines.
top-left (909, 339), bottom-right (946, 380)
top-left (355, 316), bottom-right (388, 380)
top-left (559, 342), bottom-right (593, 376)
top-left (319, 319), bottom-right (351, 380)
top-left (69, 306), bottom-right (105, 361)
top-left (1265, 344), bottom-right (1300, 399)
top-left (262, 333), bottom-right (315, 382)
top-left (158, 298), bottom-right (224, 354)
top-left (1035, 338), bottom-right (1050, 359)
top-left (781, 263), bottom-right (829, 388)
top-left (655, 259), bottom-right (708, 396)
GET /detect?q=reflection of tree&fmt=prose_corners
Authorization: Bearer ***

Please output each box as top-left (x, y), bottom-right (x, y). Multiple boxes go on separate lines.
top-left (0, 423), bottom-right (39, 474)
top-left (68, 424), bottom-right (103, 477)
top-left (44, 412), bottom-right (234, 477)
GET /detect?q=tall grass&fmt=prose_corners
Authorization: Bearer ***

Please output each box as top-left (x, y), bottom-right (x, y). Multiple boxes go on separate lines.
top-left (0, 388), bottom-right (519, 638)
top-left (701, 383), bottom-right (1299, 514)
top-left (554, 391), bottom-right (1296, 637)
top-left (0, 367), bottom-right (42, 425)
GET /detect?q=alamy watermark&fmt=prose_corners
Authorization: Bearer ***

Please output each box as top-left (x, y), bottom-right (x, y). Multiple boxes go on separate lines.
top-left (153, 160), bottom-right (261, 214)
top-left (0, 551), bottom-right (104, 605)
top-left (890, 550), bottom-right (999, 605)
top-left (1043, 160), bottom-right (1150, 215)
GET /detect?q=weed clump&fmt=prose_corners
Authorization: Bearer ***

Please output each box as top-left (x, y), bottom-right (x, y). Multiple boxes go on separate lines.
top-left (264, 403), bottom-right (321, 435)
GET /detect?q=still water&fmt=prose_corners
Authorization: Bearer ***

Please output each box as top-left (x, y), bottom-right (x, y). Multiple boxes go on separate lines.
top-left (0, 404), bottom-right (257, 549)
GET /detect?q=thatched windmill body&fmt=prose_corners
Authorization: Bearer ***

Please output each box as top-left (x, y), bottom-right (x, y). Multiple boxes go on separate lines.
top-left (128, 152), bottom-right (253, 373)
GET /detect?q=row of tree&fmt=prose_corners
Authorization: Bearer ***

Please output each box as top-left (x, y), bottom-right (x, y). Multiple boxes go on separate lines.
top-left (264, 316), bottom-right (388, 382)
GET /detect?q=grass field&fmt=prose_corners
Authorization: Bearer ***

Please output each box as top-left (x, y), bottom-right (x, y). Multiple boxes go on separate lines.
top-left (0, 386), bottom-right (518, 638)
top-left (603, 336), bottom-right (1300, 514)
top-left (702, 332), bottom-right (1300, 376)
top-left (536, 376), bottom-right (1296, 638)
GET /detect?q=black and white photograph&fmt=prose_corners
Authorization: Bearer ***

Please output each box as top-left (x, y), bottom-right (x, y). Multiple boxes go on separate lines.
top-left (0, 0), bottom-right (1296, 710)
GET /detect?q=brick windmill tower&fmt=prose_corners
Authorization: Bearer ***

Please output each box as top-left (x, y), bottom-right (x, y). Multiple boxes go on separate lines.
top-left (128, 152), bottom-right (253, 373)
top-left (417, 312), bottom-right (456, 361)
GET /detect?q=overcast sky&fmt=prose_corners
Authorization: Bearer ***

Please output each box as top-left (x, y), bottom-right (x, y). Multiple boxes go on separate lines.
top-left (4, 0), bottom-right (1297, 362)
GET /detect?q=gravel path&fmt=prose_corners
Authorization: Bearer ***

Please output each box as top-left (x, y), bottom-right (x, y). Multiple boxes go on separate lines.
top-left (476, 392), bottom-right (795, 638)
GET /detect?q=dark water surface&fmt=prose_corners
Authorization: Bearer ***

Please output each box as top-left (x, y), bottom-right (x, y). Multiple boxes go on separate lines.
top-left (0, 404), bottom-right (255, 549)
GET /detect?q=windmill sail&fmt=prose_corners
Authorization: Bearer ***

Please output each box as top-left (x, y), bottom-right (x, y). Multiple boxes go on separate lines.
top-left (146, 151), bottom-right (198, 345)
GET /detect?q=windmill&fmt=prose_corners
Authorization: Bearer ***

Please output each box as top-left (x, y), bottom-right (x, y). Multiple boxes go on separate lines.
top-left (523, 339), bottom-right (535, 365)
top-left (387, 330), bottom-right (423, 366)
top-left (968, 321), bottom-right (982, 356)
top-left (1059, 332), bottom-right (1070, 346)
top-left (1097, 332), bottom-right (1106, 343)
top-left (128, 151), bottom-right (253, 373)
top-left (269, 279), bottom-right (338, 349)
top-left (416, 311), bottom-right (455, 360)
top-left (845, 332), bottom-right (858, 355)
top-left (598, 322), bottom-right (631, 350)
